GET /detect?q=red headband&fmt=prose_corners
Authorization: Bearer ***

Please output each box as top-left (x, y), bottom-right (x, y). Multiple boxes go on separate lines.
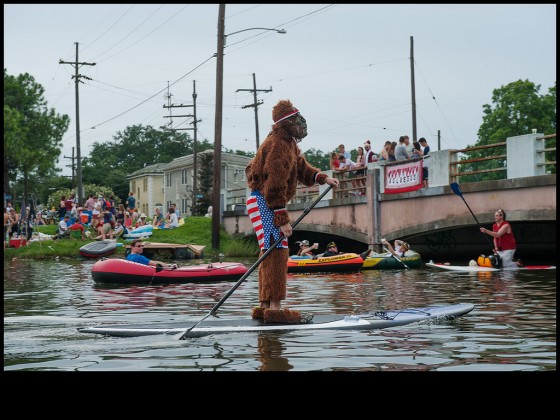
top-left (273, 109), bottom-right (299, 124)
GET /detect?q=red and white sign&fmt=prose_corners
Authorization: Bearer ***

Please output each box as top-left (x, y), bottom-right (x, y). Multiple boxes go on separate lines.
top-left (384, 160), bottom-right (423, 194)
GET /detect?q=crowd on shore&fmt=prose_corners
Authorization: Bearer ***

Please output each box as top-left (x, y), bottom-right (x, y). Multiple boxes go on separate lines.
top-left (4, 192), bottom-right (185, 247)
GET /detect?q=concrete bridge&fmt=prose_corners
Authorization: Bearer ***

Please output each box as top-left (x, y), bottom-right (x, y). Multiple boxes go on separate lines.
top-left (222, 133), bottom-right (556, 261)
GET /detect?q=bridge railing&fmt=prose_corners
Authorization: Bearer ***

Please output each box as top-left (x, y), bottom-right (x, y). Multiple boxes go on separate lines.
top-left (331, 169), bottom-right (367, 198)
top-left (291, 131), bottom-right (556, 201)
top-left (449, 132), bottom-right (556, 184)
top-left (537, 133), bottom-right (557, 170)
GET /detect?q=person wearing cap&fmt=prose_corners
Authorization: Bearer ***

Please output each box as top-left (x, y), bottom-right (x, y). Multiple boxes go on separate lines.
top-left (136, 213), bottom-right (147, 228)
top-left (296, 240), bottom-right (318, 257)
top-left (381, 238), bottom-right (410, 258)
top-left (245, 99), bottom-right (339, 324)
top-left (363, 140), bottom-right (378, 164)
top-left (126, 239), bottom-right (178, 269)
top-left (321, 241), bottom-right (342, 257)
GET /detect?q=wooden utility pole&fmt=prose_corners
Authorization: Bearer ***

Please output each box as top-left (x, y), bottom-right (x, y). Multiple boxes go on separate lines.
top-left (410, 36), bottom-right (417, 142)
top-left (59, 43), bottom-right (95, 206)
top-left (236, 73), bottom-right (272, 150)
top-left (212, 4), bottom-right (226, 250)
top-left (163, 81), bottom-right (201, 216)
top-left (63, 147), bottom-right (76, 189)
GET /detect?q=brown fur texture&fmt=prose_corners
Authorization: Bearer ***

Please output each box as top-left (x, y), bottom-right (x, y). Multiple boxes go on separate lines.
top-left (257, 247), bottom-right (288, 301)
top-left (252, 307), bottom-right (265, 320)
top-left (246, 99), bottom-right (327, 227)
top-left (263, 309), bottom-right (303, 324)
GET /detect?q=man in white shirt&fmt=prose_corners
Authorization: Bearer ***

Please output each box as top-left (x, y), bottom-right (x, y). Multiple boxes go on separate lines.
top-left (57, 215), bottom-right (71, 239)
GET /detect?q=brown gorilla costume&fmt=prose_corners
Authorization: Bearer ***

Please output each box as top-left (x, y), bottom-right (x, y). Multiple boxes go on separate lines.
top-left (246, 99), bottom-right (328, 324)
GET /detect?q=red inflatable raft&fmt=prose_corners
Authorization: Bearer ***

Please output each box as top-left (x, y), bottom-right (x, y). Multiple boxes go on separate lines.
top-left (92, 258), bottom-right (248, 285)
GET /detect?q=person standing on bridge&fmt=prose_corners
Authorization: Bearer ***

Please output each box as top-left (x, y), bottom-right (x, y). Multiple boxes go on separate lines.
top-left (245, 99), bottom-right (339, 324)
top-left (479, 209), bottom-right (521, 268)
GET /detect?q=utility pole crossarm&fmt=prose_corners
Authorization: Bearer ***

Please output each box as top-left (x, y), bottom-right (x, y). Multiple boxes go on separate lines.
top-left (236, 73), bottom-right (271, 150)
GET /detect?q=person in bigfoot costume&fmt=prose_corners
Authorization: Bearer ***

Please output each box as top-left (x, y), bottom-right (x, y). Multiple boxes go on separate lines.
top-left (245, 99), bottom-right (339, 324)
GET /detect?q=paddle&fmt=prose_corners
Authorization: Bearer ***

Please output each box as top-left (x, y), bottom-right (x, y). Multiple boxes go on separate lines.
top-left (450, 182), bottom-right (495, 250)
top-left (178, 184), bottom-right (334, 340)
top-left (383, 246), bottom-right (409, 269)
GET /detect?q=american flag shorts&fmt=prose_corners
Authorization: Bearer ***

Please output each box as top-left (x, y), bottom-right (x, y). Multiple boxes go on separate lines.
top-left (246, 190), bottom-right (288, 250)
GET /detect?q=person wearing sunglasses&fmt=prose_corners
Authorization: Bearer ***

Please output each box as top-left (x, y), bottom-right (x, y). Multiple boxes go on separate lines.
top-left (126, 239), bottom-right (178, 269)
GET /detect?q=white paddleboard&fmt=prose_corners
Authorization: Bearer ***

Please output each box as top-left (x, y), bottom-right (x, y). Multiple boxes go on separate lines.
top-left (78, 303), bottom-right (474, 338)
top-left (425, 262), bottom-right (556, 272)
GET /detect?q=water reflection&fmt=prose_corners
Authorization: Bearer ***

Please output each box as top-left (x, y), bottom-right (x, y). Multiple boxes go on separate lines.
top-left (3, 260), bottom-right (556, 371)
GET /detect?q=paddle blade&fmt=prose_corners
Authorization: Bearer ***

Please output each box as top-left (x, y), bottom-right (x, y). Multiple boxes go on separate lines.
top-left (450, 182), bottom-right (462, 197)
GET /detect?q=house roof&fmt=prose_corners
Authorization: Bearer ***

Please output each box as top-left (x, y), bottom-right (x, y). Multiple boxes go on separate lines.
top-left (126, 162), bottom-right (165, 179)
top-left (159, 150), bottom-right (251, 172)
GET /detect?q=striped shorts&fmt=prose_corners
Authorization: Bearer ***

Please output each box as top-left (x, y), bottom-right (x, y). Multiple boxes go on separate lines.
top-left (246, 190), bottom-right (288, 251)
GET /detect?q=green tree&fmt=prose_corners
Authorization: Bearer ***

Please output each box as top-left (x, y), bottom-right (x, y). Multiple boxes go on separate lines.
top-left (223, 147), bottom-right (254, 159)
top-left (4, 69), bottom-right (70, 206)
top-left (82, 125), bottom-right (214, 204)
top-left (460, 79), bottom-right (556, 181)
top-left (302, 147), bottom-right (330, 171)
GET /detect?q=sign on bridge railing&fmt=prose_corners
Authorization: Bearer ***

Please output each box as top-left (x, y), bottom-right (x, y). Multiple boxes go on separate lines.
top-left (384, 159), bottom-right (423, 193)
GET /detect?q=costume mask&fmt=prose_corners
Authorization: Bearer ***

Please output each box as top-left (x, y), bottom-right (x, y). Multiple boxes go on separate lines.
top-left (290, 113), bottom-right (307, 141)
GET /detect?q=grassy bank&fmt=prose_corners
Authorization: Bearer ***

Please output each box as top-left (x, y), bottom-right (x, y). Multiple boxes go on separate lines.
top-left (3, 216), bottom-right (259, 261)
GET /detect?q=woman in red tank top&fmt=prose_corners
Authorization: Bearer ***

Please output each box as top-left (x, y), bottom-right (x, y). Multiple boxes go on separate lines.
top-left (480, 209), bottom-right (520, 268)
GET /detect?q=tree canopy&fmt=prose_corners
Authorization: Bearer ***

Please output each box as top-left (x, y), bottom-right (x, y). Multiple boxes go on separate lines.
top-left (4, 69), bottom-right (70, 205)
top-left (82, 125), bottom-right (213, 204)
top-left (460, 79), bottom-right (556, 181)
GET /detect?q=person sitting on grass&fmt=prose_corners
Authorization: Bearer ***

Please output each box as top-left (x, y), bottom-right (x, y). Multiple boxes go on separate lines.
top-left (110, 221), bottom-right (124, 239)
top-left (68, 220), bottom-right (86, 240)
top-left (164, 206), bottom-right (179, 229)
top-left (56, 215), bottom-right (71, 239)
top-left (126, 239), bottom-right (177, 269)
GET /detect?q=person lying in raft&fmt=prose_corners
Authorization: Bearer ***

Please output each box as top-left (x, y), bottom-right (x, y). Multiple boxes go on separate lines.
top-left (294, 240), bottom-right (319, 258)
top-left (381, 238), bottom-right (409, 258)
top-left (320, 241), bottom-right (343, 257)
top-left (126, 239), bottom-right (178, 269)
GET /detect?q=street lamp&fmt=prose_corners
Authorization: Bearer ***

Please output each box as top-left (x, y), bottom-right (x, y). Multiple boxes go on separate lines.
top-left (224, 27), bottom-right (286, 45)
top-left (211, 4), bottom-right (287, 250)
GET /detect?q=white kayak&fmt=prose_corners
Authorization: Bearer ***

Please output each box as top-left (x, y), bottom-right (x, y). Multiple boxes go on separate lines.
top-left (425, 262), bottom-right (556, 272)
top-left (78, 303), bottom-right (474, 338)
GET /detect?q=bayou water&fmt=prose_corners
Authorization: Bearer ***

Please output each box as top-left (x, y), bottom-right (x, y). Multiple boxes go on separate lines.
top-left (3, 258), bottom-right (556, 372)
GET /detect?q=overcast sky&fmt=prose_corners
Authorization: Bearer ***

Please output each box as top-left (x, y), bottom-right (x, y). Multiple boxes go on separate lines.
top-left (4, 3), bottom-right (557, 176)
